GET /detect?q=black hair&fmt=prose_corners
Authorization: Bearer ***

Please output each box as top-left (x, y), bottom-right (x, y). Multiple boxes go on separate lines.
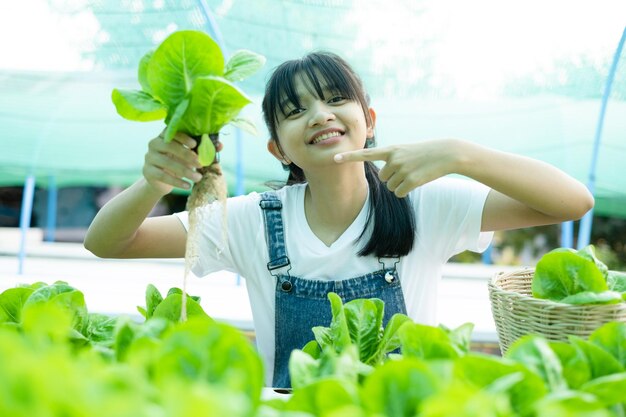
top-left (261, 51), bottom-right (415, 258)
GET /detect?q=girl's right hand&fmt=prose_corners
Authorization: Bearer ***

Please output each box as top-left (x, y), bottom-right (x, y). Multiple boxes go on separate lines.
top-left (143, 131), bottom-right (204, 196)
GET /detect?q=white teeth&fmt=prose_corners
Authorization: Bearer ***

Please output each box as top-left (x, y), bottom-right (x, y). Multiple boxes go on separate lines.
top-left (311, 131), bottom-right (341, 144)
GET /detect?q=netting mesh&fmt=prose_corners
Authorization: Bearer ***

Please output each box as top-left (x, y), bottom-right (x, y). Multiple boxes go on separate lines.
top-left (1, 0), bottom-right (625, 217)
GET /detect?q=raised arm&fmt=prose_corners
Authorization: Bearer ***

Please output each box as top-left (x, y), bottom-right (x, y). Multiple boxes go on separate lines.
top-left (453, 140), bottom-right (594, 231)
top-left (334, 138), bottom-right (594, 232)
top-left (84, 132), bottom-right (203, 258)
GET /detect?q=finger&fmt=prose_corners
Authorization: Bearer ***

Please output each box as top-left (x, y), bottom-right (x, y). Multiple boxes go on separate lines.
top-left (334, 147), bottom-right (389, 163)
top-left (172, 133), bottom-right (199, 153)
top-left (143, 165), bottom-right (193, 190)
top-left (393, 173), bottom-right (426, 198)
top-left (152, 136), bottom-right (202, 168)
top-left (147, 152), bottom-right (202, 183)
top-left (385, 172), bottom-right (404, 192)
top-left (378, 163), bottom-right (395, 183)
top-left (394, 180), bottom-right (415, 198)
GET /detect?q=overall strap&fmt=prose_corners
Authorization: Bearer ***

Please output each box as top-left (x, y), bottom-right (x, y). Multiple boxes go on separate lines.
top-left (259, 191), bottom-right (291, 276)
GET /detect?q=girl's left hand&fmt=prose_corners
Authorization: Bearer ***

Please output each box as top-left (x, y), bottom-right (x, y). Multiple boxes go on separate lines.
top-left (334, 139), bottom-right (462, 197)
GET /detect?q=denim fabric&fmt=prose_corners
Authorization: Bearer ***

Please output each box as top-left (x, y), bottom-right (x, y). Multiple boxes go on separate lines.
top-left (259, 191), bottom-right (407, 388)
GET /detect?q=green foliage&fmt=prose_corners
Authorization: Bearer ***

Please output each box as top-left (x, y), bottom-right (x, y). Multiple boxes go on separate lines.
top-left (0, 282), bottom-right (264, 417)
top-left (308, 292), bottom-right (411, 366)
top-left (111, 30), bottom-right (265, 166)
top-left (454, 353), bottom-right (547, 416)
top-left (399, 322), bottom-right (473, 361)
top-left (3, 282), bottom-right (626, 416)
top-left (360, 358), bottom-right (440, 416)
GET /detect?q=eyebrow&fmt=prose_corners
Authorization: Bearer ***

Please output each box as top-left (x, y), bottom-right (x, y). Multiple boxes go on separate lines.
top-left (278, 84), bottom-right (339, 110)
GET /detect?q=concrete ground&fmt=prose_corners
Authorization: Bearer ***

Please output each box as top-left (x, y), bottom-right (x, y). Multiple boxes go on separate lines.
top-left (1, 227), bottom-right (519, 342)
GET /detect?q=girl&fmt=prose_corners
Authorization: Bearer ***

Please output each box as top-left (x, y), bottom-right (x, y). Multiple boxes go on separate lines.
top-left (85, 51), bottom-right (594, 388)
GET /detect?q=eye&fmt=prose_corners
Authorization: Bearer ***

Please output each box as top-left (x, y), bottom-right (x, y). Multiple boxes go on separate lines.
top-left (285, 107), bottom-right (304, 117)
top-left (328, 95), bottom-right (346, 104)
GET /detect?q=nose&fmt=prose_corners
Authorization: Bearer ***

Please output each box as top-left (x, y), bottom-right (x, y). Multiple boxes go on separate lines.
top-left (308, 102), bottom-right (336, 127)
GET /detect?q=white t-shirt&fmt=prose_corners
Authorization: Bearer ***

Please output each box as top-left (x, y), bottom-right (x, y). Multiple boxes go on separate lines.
top-left (175, 176), bottom-right (493, 385)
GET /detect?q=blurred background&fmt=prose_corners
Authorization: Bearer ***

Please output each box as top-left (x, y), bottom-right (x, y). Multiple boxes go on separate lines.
top-left (1, 0), bottom-right (625, 269)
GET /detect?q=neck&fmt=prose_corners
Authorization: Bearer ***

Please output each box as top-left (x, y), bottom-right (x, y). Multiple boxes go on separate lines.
top-left (303, 162), bottom-right (369, 245)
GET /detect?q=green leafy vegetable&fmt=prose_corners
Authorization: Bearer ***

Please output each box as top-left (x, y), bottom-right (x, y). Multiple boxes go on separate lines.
top-left (588, 322), bottom-right (626, 369)
top-left (532, 245), bottom-right (626, 306)
top-left (307, 292), bottom-right (410, 367)
top-left (111, 29), bottom-right (265, 159)
top-left (360, 358), bottom-right (440, 417)
top-left (532, 246), bottom-right (609, 302)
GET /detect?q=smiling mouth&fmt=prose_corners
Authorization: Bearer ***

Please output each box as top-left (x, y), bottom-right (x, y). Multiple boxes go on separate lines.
top-left (310, 131), bottom-right (343, 145)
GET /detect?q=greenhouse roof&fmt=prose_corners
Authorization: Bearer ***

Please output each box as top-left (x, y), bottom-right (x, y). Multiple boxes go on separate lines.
top-left (1, 0), bottom-right (625, 217)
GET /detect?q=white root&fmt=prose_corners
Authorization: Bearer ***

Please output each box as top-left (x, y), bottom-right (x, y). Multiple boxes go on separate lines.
top-left (181, 163), bottom-right (228, 321)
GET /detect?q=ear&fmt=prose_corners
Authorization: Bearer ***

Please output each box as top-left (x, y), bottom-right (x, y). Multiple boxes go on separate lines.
top-left (267, 139), bottom-right (291, 165)
top-left (367, 107), bottom-right (377, 138)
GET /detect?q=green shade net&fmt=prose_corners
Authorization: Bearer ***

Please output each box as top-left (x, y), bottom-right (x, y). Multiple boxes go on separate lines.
top-left (1, 0), bottom-right (625, 217)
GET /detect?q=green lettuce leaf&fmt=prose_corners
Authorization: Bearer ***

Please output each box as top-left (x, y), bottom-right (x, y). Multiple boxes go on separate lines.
top-left (0, 287), bottom-right (34, 324)
top-left (224, 49), bottom-right (266, 82)
top-left (111, 89), bottom-right (167, 121)
top-left (229, 116), bottom-right (259, 136)
top-left (607, 270), bottom-right (626, 292)
top-left (569, 336), bottom-right (624, 380)
top-left (505, 335), bottom-right (567, 392)
top-left (197, 133), bottom-right (216, 166)
top-left (532, 247), bottom-right (608, 301)
top-left (559, 290), bottom-right (623, 305)
top-left (589, 321), bottom-right (626, 369)
top-left (454, 353), bottom-right (548, 416)
top-left (147, 30), bottom-right (224, 108)
top-left (399, 322), bottom-right (461, 361)
top-left (579, 372), bottom-right (626, 407)
top-left (178, 75), bottom-right (252, 136)
top-left (549, 341), bottom-right (592, 389)
top-left (343, 297), bottom-right (384, 364)
top-left (138, 49), bottom-right (154, 95)
top-left (361, 358), bottom-right (439, 417)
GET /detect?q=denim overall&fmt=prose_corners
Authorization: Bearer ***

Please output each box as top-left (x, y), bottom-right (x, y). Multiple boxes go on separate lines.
top-left (259, 191), bottom-right (408, 388)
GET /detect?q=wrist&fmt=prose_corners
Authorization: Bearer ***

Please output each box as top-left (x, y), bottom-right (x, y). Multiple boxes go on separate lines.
top-left (448, 139), bottom-right (483, 177)
top-left (138, 178), bottom-right (171, 199)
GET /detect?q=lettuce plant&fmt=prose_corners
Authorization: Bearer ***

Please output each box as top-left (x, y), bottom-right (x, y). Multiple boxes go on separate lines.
top-left (112, 30), bottom-right (265, 166)
top-left (111, 30), bottom-right (265, 320)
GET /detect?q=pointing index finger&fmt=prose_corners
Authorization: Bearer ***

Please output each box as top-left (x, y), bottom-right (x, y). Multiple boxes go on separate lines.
top-left (334, 147), bottom-right (389, 163)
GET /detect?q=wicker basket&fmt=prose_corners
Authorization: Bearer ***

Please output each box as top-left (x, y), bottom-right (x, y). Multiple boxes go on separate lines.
top-left (488, 268), bottom-right (626, 354)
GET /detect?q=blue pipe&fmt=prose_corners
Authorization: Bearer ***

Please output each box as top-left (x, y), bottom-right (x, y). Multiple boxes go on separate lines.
top-left (481, 243), bottom-right (492, 264)
top-left (18, 175), bottom-right (36, 274)
top-left (577, 26), bottom-right (626, 249)
top-left (560, 220), bottom-right (573, 248)
top-left (197, 0), bottom-right (244, 285)
top-left (45, 175), bottom-right (57, 242)
top-left (197, 0), bottom-right (227, 53)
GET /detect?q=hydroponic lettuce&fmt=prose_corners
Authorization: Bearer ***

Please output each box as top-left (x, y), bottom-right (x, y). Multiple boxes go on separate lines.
top-left (3, 283), bottom-right (626, 416)
top-left (111, 30), bottom-right (265, 320)
top-left (111, 30), bottom-right (265, 165)
top-left (0, 282), bottom-right (264, 417)
top-left (281, 293), bottom-right (626, 416)
top-left (532, 245), bottom-right (626, 305)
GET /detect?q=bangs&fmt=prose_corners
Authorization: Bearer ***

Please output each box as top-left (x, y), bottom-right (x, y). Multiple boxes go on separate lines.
top-left (266, 53), bottom-right (362, 123)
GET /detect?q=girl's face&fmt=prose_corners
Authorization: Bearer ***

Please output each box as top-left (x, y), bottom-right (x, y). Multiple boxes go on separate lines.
top-left (270, 73), bottom-right (374, 172)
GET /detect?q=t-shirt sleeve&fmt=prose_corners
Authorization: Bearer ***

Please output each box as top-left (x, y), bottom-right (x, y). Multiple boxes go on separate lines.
top-left (413, 176), bottom-right (493, 261)
top-left (173, 192), bottom-right (264, 278)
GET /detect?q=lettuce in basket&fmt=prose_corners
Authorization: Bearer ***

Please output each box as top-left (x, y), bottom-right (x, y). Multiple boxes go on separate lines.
top-left (532, 245), bottom-right (626, 305)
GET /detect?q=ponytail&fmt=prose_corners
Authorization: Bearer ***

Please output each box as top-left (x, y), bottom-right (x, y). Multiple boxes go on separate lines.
top-left (357, 161), bottom-right (416, 257)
